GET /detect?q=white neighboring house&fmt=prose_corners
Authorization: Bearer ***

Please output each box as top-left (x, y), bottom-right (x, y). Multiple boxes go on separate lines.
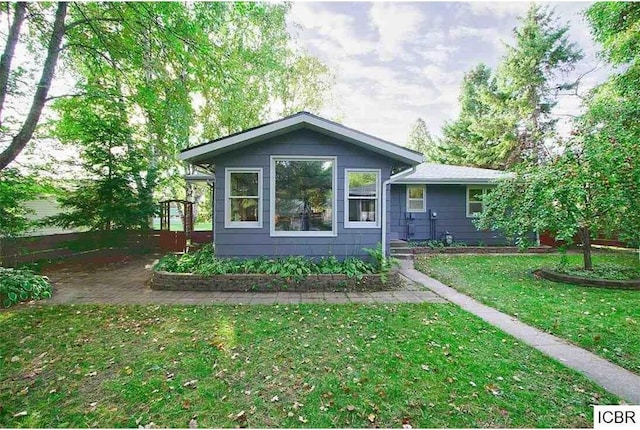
top-left (23, 196), bottom-right (85, 236)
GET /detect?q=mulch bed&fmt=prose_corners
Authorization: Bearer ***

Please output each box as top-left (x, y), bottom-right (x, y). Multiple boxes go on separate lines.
top-left (535, 268), bottom-right (640, 290)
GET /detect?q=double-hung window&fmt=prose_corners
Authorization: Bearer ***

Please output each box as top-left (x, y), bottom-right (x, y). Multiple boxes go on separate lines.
top-left (225, 168), bottom-right (262, 228)
top-left (345, 169), bottom-right (380, 228)
top-left (406, 185), bottom-right (426, 212)
top-left (466, 186), bottom-right (489, 217)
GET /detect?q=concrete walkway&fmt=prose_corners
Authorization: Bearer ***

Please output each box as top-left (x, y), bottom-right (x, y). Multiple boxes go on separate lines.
top-left (400, 265), bottom-right (640, 404)
top-left (43, 255), bottom-right (446, 305)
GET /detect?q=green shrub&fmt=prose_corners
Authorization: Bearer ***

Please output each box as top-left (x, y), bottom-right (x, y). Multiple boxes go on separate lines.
top-left (554, 263), bottom-right (640, 281)
top-left (0, 267), bottom-right (53, 307)
top-left (154, 245), bottom-right (389, 281)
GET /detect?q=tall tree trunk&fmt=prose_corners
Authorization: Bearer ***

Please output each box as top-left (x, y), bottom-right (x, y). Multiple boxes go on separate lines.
top-left (581, 226), bottom-right (592, 270)
top-left (0, 2), bottom-right (67, 171)
top-left (0, 2), bottom-right (27, 124)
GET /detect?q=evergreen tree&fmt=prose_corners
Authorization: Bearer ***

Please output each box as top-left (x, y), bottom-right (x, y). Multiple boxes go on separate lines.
top-left (406, 118), bottom-right (437, 162)
top-left (496, 4), bottom-right (583, 165)
top-left (438, 64), bottom-right (506, 168)
top-left (438, 5), bottom-right (583, 169)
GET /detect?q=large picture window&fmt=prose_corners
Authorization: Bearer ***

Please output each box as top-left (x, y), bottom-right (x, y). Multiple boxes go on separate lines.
top-left (271, 156), bottom-right (336, 236)
top-left (406, 185), bottom-right (426, 212)
top-left (345, 169), bottom-right (380, 228)
top-left (466, 186), bottom-right (489, 217)
top-left (225, 168), bottom-right (262, 228)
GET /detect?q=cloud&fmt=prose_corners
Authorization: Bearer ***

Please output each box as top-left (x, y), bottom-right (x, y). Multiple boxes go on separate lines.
top-left (448, 25), bottom-right (505, 50)
top-left (369, 3), bottom-right (425, 61)
top-left (464, 2), bottom-right (530, 19)
top-left (416, 43), bottom-right (458, 65)
top-left (288, 3), bottom-right (375, 57)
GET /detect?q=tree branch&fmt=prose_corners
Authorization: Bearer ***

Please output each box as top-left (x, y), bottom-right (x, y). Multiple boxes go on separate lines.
top-left (65, 17), bottom-right (121, 32)
top-left (45, 92), bottom-right (86, 102)
top-left (0, 2), bottom-right (26, 126)
top-left (0, 2), bottom-right (67, 171)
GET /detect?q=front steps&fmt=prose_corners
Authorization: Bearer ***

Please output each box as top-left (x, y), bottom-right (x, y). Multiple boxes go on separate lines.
top-left (390, 240), bottom-right (413, 260)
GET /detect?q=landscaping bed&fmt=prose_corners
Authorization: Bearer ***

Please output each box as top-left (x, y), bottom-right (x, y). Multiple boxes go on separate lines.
top-left (412, 245), bottom-right (554, 254)
top-left (0, 304), bottom-right (620, 428)
top-left (151, 270), bottom-right (400, 292)
top-left (153, 244), bottom-right (399, 292)
top-left (535, 267), bottom-right (640, 290)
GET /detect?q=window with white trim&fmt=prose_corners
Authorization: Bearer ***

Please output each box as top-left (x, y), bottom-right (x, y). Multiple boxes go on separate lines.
top-left (225, 168), bottom-right (262, 228)
top-left (466, 186), bottom-right (489, 217)
top-left (271, 156), bottom-right (336, 236)
top-left (345, 169), bottom-right (380, 228)
top-left (406, 185), bottom-right (426, 212)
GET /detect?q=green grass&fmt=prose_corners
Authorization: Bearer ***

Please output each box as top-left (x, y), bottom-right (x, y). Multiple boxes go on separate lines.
top-left (0, 304), bottom-right (620, 428)
top-left (415, 252), bottom-right (640, 374)
top-left (151, 219), bottom-right (212, 231)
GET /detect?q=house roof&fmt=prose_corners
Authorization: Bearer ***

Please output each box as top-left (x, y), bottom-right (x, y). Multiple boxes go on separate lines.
top-left (391, 162), bottom-right (508, 184)
top-left (180, 111), bottom-right (424, 166)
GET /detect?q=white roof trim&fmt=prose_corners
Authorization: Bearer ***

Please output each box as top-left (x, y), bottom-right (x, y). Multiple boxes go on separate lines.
top-left (180, 113), bottom-right (424, 165)
top-left (392, 179), bottom-right (500, 185)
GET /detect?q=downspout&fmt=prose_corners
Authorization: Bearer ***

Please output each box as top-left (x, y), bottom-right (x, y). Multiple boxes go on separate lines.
top-left (382, 166), bottom-right (416, 257)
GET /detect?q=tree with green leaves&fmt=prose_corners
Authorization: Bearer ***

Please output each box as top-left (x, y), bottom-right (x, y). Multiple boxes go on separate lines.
top-left (437, 64), bottom-right (505, 168)
top-left (406, 118), bottom-right (437, 162)
top-left (0, 169), bottom-right (46, 237)
top-left (582, 2), bottom-right (640, 250)
top-left (475, 137), bottom-right (627, 270)
top-left (47, 90), bottom-right (155, 231)
top-left (438, 5), bottom-right (583, 169)
top-left (496, 4), bottom-right (583, 165)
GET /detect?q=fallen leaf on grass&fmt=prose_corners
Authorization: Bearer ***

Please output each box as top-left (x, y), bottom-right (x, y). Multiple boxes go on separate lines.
top-left (420, 364), bottom-right (430, 371)
top-left (346, 405), bottom-right (356, 412)
top-left (367, 413), bottom-right (376, 423)
top-left (299, 416), bottom-right (308, 423)
top-left (485, 383), bottom-right (502, 396)
top-left (270, 395), bottom-right (279, 403)
top-left (188, 417), bottom-right (198, 428)
top-left (183, 379), bottom-right (198, 388)
top-left (13, 411), bottom-right (28, 418)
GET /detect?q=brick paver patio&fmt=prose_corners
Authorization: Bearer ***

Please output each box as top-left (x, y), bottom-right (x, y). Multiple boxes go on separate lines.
top-left (42, 255), bottom-right (446, 305)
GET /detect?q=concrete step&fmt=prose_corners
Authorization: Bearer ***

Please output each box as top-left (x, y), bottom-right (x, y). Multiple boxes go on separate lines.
top-left (390, 240), bottom-right (408, 248)
top-left (391, 253), bottom-right (413, 260)
top-left (390, 247), bottom-right (412, 253)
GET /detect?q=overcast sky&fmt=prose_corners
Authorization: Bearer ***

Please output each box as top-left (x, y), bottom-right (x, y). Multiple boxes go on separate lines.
top-left (285, 1), bottom-right (611, 145)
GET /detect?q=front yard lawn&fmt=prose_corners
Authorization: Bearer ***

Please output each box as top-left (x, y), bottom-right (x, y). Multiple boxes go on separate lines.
top-left (1, 303), bottom-right (619, 428)
top-left (415, 252), bottom-right (640, 374)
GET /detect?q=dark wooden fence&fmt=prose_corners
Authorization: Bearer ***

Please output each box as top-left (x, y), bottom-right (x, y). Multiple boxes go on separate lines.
top-left (539, 231), bottom-right (631, 248)
top-left (0, 230), bottom-right (160, 267)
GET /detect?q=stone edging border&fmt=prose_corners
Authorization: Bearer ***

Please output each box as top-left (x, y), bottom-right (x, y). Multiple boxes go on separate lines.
top-left (412, 246), bottom-right (554, 254)
top-left (535, 268), bottom-right (640, 290)
top-left (151, 270), bottom-right (400, 292)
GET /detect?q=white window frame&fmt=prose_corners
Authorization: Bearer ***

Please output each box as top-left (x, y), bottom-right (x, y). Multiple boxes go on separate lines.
top-left (466, 185), bottom-right (490, 218)
top-left (225, 167), bottom-right (263, 228)
top-left (406, 184), bottom-right (427, 213)
top-left (270, 155), bottom-right (337, 237)
top-left (344, 168), bottom-right (381, 229)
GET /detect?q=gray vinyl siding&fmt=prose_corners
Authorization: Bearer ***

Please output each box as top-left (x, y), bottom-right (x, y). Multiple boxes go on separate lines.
top-left (204, 128), bottom-right (403, 259)
top-left (388, 184), bottom-right (510, 245)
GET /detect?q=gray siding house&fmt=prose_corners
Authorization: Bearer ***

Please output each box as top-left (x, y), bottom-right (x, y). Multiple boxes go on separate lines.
top-left (388, 163), bottom-right (509, 245)
top-left (180, 112), bottom-right (508, 258)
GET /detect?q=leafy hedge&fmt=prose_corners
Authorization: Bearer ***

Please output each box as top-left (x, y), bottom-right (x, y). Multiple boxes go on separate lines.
top-left (155, 244), bottom-right (395, 281)
top-left (0, 267), bottom-right (53, 307)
